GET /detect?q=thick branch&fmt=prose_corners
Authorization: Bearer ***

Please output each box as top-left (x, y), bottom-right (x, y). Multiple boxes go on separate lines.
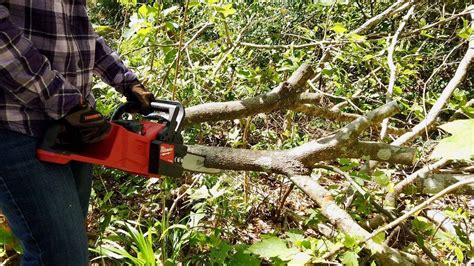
top-left (184, 63), bottom-right (315, 125)
top-left (352, 0), bottom-right (413, 35)
top-left (289, 101), bottom-right (408, 165)
top-left (416, 174), bottom-right (474, 195)
top-left (288, 174), bottom-right (433, 265)
top-left (290, 104), bottom-right (359, 122)
top-left (186, 145), bottom-right (308, 175)
top-left (348, 141), bottom-right (416, 165)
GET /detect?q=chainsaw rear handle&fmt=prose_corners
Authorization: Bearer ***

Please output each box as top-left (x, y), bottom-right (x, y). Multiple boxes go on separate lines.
top-left (40, 122), bottom-right (64, 152)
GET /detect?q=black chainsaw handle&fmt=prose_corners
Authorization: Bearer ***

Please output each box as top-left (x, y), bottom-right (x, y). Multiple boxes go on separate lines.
top-left (39, 122), bottom-right (64, 152)
top-left (111, 100), bottom-right (185, 133)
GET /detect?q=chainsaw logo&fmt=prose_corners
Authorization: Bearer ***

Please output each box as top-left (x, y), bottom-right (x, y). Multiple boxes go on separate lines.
top-left (160, 144), bottom-right (175, 164)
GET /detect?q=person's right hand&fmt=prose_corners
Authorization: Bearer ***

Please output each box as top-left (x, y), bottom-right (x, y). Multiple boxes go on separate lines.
top-left (59, 102), bottom-right (111, 144)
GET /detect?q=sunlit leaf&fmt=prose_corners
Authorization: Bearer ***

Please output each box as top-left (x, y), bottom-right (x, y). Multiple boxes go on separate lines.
top-left (332, 23), bottom-right (348, 34)
top-left (340, 251), bottom-right (359, 266)
top-left (430, 119), bottom-right (474, 160)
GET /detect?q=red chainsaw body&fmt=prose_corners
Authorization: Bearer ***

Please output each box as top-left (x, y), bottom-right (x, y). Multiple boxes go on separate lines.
top-left (37, 122), bottom-right (167, 178)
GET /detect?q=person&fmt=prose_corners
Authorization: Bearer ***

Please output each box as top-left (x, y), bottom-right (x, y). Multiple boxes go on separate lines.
top-left (0, 1), bottom-right (154, 265)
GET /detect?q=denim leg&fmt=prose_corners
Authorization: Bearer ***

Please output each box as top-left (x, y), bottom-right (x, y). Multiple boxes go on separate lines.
top-left (70, 162), bottom-right (93, 219)
top-left (0, 129), bottom-right (89, 266)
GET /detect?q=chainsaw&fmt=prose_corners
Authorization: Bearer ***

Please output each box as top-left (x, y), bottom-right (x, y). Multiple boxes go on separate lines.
top-left (36, 100), bottom-right (219, 178)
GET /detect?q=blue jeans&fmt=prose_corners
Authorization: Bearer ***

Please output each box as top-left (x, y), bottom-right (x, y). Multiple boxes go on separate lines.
top-left (0, 129), bottom-right (92, 265)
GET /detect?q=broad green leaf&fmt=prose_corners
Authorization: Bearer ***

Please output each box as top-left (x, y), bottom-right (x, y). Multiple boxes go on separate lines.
top-left (332, 23), bottom-right (348, 34)
top-left (373, 171), bottom-right (390, 186)
top-left (288, 252), bottom-right (312, 266)
top-left (188, 0), bottom-right (200, 8)
top-left (340, 251), bottom-right (359, 266)
top-left (228, 249), bottom-right (260, 266)
top-left (373, 232), bottom-right (385, 244)
top-left (342, 234), bottom-right (358, 248)
top-left (454, 247), bottom-right (464, 262)
top-left (286, 231), bottom-right (305, 243)
top-left (247, 235), bottom-right (298, 260)
top-left (216, 3), bottom-right (236, 17)
top-left (430, 119), bottom-right (474, 160)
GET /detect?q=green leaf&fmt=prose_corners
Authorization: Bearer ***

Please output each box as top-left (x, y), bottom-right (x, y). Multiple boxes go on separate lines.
top-left (162, 6), bottom-right (179, 17)
top-left (286, 231), bottom-right (305, 243)
top-left (349, 33), bottom-right (366, 42)
top-left (188, 0), bottom-right (200, 8)
top-left (430, 119), bottom-right (474, 160)
top-left (332, 23), bottom-right (348, 34)
top-left (228, 249), bottom-right (260, 266)
top-left (216, 3), bottom-right (236, 17)
top-left (456, 19), bottom-right (474, 39)
top-left (340, 251), bottom-right (359, 266)
top-left (342, 234), bottom-right (358, 248)
top-left (288, 252), bottom-right (312, 266)
top-left (247, 235), bottom-right (298, 261)
top-left (454, 247), bottom-right (464, 262)
top-left (373, 232), bottom-right (385, 244)
top-left (373, 170), bottom-right (390, 186)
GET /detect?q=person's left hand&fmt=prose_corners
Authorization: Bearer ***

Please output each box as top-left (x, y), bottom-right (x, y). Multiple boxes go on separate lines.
top-left (126, 82), bottom-right (155, 114)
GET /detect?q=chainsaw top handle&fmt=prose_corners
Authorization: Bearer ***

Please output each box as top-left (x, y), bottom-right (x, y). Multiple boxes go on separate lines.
top-left (111, 100), bottom-right (185, 136)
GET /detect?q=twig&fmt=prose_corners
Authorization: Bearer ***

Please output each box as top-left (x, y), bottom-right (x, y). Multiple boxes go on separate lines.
top-left (240, 40), bottom-right (338, 50)
top-left (172, 0), bottom-right (190, 100)
top-left (352, 0), bottom-right (413, 35)
top-left (422, 42), bottom-right (465, 127)
top-left (276, 183), bottom-right (295, 219)
top-left (385, 158), bottom-right (450, 208)
top-left (371, 178), bottom-right (474, 240)
top-left (307, 81), bottom-right (363, 113)
top-left (391, 7), bottom-right (474, 146)
top-left (380, 6), bottom-right (415, 140)
top-left (212, 15), bottom-right (254, 76)
top-left (403, 7), bottom-right (474, 37)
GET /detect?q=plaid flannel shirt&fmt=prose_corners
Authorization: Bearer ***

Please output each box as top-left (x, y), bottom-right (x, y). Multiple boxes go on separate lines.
top-left (0, 0), bottom-right (138, 137)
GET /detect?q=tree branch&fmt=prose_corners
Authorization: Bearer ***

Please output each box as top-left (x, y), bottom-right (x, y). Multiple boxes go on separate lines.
top-left (352, 0), bottom-right (413, 35)
top-left (385, 159), bottom-right (450, 208)
top-left (370, 178), bottom-right (474, 241)
top-left (288, 174), bottom-right (433, 265)
top-left (184, 63), bottom-right (315, 125)
top-left (380, 6), bottom-right (415, 139)
top-left (288, 101), bottom-right (413, 166)
top-left (391, 8), bottom-right (474, 146)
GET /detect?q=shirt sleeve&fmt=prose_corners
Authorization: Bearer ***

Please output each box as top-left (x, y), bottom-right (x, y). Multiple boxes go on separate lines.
top-left (93, 36), bottom-right (139, 94)
top-left (0, 4), bottom-right (82, 120)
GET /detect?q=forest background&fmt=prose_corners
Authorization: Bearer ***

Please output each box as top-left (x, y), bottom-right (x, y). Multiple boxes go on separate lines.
top-left (1, 0), bottom-right (474, 265)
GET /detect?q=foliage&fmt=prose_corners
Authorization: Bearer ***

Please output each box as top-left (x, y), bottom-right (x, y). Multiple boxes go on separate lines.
top-left (3, 0), bottom-right (473, 265)
top-left (82, 0), bottom-right (474, 265)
